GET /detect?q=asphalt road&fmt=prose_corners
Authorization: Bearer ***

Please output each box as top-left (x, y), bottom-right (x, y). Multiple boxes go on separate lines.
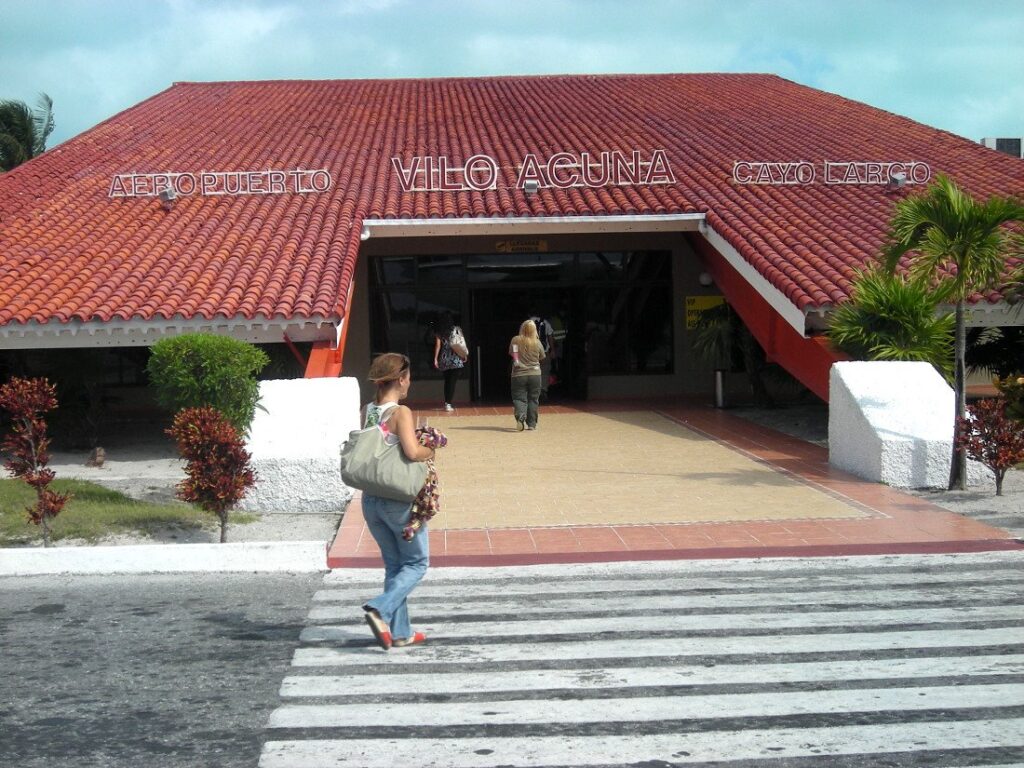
top-left (0, 572), bottom-right (323, 768)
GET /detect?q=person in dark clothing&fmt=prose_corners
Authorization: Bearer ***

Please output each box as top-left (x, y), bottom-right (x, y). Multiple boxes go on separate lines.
top-left (433, 312), bottom-right (466, 411)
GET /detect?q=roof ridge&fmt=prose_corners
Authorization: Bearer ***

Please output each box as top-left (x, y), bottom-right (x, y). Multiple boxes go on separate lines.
top-left (168, 72), bottom-right (785, 87)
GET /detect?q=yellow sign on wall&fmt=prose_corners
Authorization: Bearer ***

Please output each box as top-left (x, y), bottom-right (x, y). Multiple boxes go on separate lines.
top-left (495, 239), bottom-right (549, 253)
top-left (685, 295), bottom-right (725, 329)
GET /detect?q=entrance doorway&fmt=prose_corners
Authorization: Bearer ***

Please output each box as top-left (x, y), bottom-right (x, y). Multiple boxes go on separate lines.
top-left (470, 287), bottom-right (586, 402)
top-left (367, 248), bottom-right (674, 402)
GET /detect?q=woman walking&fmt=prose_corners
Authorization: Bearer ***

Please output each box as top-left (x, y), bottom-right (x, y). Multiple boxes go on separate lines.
top-left (509, 319), bottom-right (545, 431)
top-left (433, 312), bottom-right (466, 411)
top-left (361, 353), bottom-right (435, 650)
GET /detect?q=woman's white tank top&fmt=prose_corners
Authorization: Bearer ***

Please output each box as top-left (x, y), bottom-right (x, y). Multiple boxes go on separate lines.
top-left (364, 401), bottom-right (400, 445)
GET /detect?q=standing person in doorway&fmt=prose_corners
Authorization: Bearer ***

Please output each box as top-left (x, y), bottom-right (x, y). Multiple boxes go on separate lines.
top-left (433, 311), bottom-right (466, 412)
top-left (529, 311), bottom-right (556, 400)
top-left (360, 353), bottom-right (435, 650)
top-left (509, 319), bottom-right (545, 431)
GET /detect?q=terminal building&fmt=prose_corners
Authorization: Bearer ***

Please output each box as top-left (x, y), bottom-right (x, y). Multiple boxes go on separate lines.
top-left (0, 74), bottom-right (1021, 405)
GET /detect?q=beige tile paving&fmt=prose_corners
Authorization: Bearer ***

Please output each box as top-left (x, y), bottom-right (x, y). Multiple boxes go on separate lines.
top-left (429, 411), bottom-right (870, 530)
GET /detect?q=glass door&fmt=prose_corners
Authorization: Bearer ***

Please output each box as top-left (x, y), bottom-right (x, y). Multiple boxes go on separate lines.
top-left (470, 287), bottom-right (583, 402)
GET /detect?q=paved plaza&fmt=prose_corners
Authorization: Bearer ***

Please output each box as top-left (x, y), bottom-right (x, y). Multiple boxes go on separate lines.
top-left (329, 402), bottom-right (1020, 566)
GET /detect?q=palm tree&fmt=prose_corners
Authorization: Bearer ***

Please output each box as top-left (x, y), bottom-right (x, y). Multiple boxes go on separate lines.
top-left (883, 173), bottom-right (1024, 489)
top-left (828, 267), bottom-right (954, 379)
top-left (0, 93), bottom-right (55, 172)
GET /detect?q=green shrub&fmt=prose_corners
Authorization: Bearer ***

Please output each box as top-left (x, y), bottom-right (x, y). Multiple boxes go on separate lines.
top-left (828, 268), bottom-right (955, 379)
top-left (146, 334), bottom-right (269, 433)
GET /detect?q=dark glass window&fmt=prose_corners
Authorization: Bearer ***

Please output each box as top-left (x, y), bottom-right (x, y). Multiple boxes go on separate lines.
top-left (628, 284), bottom-right (673, 373)
top-left (418, 255), bottom-right (465, 284)
top-left (375, 256), bottom-right (415, 285)
top-left (579, 252), bottom-right (624, 282)
top-left (467, 253), bottom-right (574, 284)
top-left (369, 249), bottom-right (673, 381)
top-left (623, 250), bottom-right (671, 282)
top-left (584, 287), bottom-right (629, 374)
top-left (369, 290), bottom-right (418, 358)
top-left (582, 254), bottom-right (673, 374)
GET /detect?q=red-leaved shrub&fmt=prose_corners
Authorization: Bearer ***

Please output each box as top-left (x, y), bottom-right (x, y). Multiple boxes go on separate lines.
top-left (955, 398), bottom-right (1024, 496)
top-left (0, 377), bottom-right (72, 546)
top-left (167, 406), bottom-right (256, 543)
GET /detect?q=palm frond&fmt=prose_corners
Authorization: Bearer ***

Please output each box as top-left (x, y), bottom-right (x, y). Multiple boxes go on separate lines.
top-left (692, 303), bottom-right (739, 370)
top-left (0, 94), bottom-right (55, 171)
top-left (0, 133), bottom-right (28, 172)
top-left (881, 174), bottom-right (1024, 301)
top-left (31, 93), bottom-right (54, 155)
top-left (827, 268), bottom-right (954, 379)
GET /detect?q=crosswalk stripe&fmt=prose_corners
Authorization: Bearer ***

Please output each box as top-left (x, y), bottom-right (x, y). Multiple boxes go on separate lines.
top-left (308, 584), bottom-right (1021, 616)
top-left (319, 551), bottom-right (1023, 584)
top-left (262, 553), bottom-right (1024, 767)
top-left (312, 570), bottom-right (1024, 601)
top-left (292, 626), bottom-right (1024, 667)
top-left (267, 683), bottom-right (1024, 728)
top-left (260, 719), bottom-right (1024, 767)
top-left (280, 654), bottom-right (1024, 697)
top-left (301, 604), bottom-right (1024, 640)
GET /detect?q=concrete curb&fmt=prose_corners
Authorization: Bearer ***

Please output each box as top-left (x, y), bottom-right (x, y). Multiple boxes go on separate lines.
top-left (0, 541), bottom-right (329, 576)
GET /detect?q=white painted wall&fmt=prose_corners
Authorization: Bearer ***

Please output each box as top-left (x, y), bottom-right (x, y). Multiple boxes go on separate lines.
top-left (239, 377), bottom-right (362, 513)
top-left (829, 361), bottom-right (990, 489)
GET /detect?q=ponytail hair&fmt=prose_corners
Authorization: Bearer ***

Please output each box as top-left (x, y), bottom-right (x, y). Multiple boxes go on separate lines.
top-left (367, 353), bottom-right (410, 389)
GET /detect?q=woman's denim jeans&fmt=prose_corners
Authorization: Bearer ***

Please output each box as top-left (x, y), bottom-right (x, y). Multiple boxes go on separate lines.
top-left (511, 374), bottom-right (541, 428)
top-left (361, 493), bottom-right (429, 640)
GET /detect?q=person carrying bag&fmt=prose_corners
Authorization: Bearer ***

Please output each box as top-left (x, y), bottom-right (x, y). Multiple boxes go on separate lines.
top-left (341, 402), bottom-right (427, 501)
top-left (340, 353), bottom-right (434, 650)
top-left (433, 311), bottom-right (466, 412)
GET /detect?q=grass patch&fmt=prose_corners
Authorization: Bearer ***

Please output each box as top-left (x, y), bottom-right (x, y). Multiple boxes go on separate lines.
top-left (0, 478), bottom-right (256, 546)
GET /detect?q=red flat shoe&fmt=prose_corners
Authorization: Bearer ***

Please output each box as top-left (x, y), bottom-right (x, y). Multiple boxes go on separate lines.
top-left (364, 610), bottom-right (392, 650)
top-left (392, 631), bottom-right (427, 647)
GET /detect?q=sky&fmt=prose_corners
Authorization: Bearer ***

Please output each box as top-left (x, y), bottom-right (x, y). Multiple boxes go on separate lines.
top-left (1, 0), bottom-right (1022, 149)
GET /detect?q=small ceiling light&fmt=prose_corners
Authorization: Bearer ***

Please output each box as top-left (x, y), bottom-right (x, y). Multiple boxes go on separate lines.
top-left (698, 271), bottom-right (714, 287)
top-left (158, 188), bottom-right (177, 211)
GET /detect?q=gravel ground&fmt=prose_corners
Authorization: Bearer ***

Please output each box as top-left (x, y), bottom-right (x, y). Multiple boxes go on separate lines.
top-left (32, 405), bottom-right (1024, 545)
top-left (44, 433), bottom-right (342, 547)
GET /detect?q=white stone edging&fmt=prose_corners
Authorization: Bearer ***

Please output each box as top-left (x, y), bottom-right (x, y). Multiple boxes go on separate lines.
top-left (0, 541), bottom-right (328, 576)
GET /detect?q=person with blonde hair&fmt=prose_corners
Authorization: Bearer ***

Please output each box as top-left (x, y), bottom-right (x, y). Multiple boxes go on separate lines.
top-left (508, 319), bottom-right (545, 431)
top-left (359, 352), bottom-right (435, 650)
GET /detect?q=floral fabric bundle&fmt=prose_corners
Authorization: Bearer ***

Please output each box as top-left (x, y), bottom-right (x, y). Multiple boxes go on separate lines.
top-left (403, 425), bottom-right (448, 540)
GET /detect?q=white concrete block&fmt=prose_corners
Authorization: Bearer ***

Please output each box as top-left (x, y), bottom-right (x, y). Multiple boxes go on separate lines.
top-left (828, 361), bottom-right (990, 489)
top-left (239, 377), bottom-right (361, 513)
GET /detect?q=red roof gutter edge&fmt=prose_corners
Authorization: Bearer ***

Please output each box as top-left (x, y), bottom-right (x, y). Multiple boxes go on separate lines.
top-left (700, 220), bottom-right (808, 337)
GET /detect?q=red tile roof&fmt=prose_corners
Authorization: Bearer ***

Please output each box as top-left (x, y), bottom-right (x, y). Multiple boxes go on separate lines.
top-left (0, 74), bottom-right (1021, 328)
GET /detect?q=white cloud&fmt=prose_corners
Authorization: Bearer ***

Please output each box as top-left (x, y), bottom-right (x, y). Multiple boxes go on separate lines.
top-left (330, 0), bottom-right (401, 15)
top-left (0, 0), bottom-right (1020, 146)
